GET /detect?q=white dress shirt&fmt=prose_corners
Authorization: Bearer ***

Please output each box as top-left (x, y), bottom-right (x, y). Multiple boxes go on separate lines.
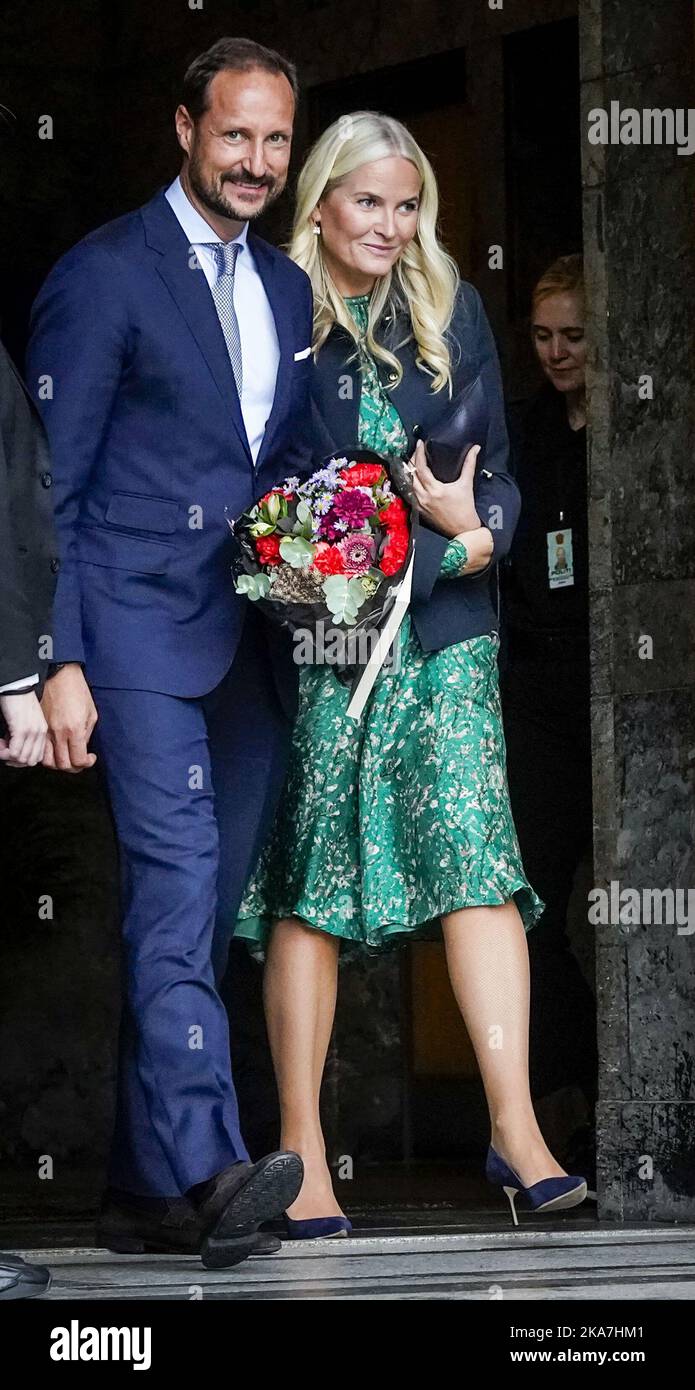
top-left (165, 176), bottom-right (280, 463)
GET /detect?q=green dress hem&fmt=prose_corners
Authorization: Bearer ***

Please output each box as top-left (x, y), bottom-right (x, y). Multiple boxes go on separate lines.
top-left (236, 878), bottom-right (543, 961)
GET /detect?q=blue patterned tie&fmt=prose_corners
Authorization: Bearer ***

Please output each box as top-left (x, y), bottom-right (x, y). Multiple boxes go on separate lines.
top-left (205, 240), bottom-right (243, 396)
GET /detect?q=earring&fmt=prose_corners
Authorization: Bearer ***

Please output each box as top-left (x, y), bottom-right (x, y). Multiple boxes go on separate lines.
top-left (312, 222), bottom-right (321, 236)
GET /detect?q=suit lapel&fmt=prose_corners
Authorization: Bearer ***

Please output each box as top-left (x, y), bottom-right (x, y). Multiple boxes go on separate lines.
top-left (250, 235), bottom-right (293, 474)
top-left (141, 192), bottom-right (252, 463)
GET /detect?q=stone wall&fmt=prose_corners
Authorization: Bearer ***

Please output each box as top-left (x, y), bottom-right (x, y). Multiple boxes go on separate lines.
top-left (580, 0), bottom-right (695, 1219)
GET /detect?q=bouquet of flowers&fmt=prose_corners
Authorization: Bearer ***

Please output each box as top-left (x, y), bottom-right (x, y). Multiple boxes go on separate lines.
top-left (228, 447), bottom-right (416, 712)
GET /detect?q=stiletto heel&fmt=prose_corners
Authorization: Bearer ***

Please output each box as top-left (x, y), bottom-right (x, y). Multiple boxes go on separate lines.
top-left (502, 1185), bottom-right (520, 1228)
top-left (486, 1146), bottom-right (587, 1225)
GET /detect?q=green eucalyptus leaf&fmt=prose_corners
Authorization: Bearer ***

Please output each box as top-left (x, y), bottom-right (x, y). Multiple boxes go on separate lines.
top-left (323, 575), bottom-right (363, 624)
top-left (279, 536), bottom-right (315, 569)
top-left (235, 572), bottom-right (271, 601)
top-left (323, 575), bottom-right (350, 603)
top-left (347, 577), bottom-right (369, 611)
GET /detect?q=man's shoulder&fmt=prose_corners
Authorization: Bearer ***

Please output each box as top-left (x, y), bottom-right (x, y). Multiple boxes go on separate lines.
top-left (39, 218), bottom-right (135, 295)
top-left (42, 193), bottom-right (164, 284)
top-left (85, 206), bottom-right (144, 248)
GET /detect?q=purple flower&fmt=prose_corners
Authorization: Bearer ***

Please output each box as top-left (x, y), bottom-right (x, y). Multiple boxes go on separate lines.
top-left (318, 510), bottom-right (341, 540)
top-left (337, 533), bottom-right (376, 575)
top-left (332, 488), bottom-right (376, 527)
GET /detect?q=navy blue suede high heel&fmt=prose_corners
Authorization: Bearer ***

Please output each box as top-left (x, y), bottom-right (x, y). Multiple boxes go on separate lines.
top-left (283, 1215), bottom-right (352, 1240)
top-left (486, 1146), bottom-right (587, 1227)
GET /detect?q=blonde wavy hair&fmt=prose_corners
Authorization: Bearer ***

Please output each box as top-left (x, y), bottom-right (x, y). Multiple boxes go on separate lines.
top-left (289, 111), bottom-right (460, 394)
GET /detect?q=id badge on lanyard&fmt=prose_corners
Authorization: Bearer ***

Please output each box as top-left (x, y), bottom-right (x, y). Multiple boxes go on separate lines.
top-left (547, 508), bottom-right (574, 589)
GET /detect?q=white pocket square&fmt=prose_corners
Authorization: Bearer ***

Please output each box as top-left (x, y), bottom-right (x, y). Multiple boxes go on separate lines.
top-left (294, 346), bottom-right (311, 361)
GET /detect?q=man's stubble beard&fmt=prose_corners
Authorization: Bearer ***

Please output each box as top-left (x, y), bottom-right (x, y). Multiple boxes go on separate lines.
top-left (187, 147), bottom-right (285, 225)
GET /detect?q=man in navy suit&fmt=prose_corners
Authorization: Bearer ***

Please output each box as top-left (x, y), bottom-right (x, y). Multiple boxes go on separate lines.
top-left (27, 38), bottom-right (314, 1268)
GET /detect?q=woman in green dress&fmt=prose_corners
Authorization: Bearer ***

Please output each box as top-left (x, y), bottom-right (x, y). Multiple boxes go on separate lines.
top-left (236, 112), bottom-right (587, 1232)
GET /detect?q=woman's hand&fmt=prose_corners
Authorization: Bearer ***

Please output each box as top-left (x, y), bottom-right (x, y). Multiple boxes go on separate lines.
top-left (410, 439), bottom-right (483, 538)
top-left (0, 691), bottom-right (48, 768)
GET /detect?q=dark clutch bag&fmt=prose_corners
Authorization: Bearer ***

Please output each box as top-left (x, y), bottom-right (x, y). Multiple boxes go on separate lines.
top-left (424, 371), bottom-right (489, 483)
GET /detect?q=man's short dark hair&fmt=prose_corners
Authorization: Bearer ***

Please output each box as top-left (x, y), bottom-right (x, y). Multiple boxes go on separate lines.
top-left (182, 37), bottom-right (298, 120)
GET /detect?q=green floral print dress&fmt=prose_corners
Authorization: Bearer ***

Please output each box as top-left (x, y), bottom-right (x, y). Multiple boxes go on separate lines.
top-left (236, 295), bottom-right (543, 956)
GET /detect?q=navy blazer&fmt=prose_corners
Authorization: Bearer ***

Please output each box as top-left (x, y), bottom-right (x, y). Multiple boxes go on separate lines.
top-left (26, 189), bottom-right (314, 696)
top-left (311, 281), bottom-right (520, 651)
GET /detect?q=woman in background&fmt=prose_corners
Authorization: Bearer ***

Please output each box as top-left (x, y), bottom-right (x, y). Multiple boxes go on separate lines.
top-left (501, 255), bottom-right (597, 1184)
top-left (237, 116), bottom-right (587, 1233)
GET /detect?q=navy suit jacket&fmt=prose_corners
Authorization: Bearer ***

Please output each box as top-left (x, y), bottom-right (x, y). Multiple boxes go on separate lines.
top-left (26, 189), bottom-right (314, 696)
top-left (310, 281), bottom-right (520, 651)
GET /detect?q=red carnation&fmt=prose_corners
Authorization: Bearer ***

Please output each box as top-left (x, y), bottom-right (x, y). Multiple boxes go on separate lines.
top-left (380, 496), bottom-right (408, 531)
top-left (312, 542), bottom-right (346, 576)
top-left (339, 462), bottom-right (386, 488)
top-left (380, 532), bottom-right (408, 576)
top-left (255, 534), bottom-right (282, 567)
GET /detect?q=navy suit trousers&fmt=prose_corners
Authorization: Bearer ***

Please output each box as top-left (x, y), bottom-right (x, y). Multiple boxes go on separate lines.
top-left (92, 614), bottom-right (292, 1196)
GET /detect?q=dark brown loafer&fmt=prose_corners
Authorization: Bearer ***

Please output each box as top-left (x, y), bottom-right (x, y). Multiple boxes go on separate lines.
top-left (96, 1191), bottom-right (282, 1257)
top-left (194, 1151), bottom-right (303, 1269)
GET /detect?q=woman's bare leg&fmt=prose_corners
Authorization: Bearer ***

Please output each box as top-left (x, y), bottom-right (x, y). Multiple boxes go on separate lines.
top-left (263, 916), bottom-right (344, 1218)
top-left (441, 901), bottom-right (567, 1188)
